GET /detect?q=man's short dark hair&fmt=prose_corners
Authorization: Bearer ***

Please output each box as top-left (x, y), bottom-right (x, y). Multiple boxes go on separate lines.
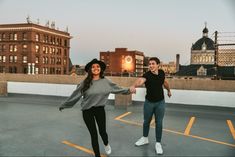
top-left (149, 57), bottom-right (160, 64)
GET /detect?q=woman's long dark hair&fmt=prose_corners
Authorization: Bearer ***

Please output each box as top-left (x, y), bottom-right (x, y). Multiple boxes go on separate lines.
top-left (81, 65), bottom-right (105, 94)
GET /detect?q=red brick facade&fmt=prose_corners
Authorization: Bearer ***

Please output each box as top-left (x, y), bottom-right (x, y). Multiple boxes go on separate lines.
top-left (100, 48), bottom-right (144, 76)
top-left (0, 23), bottom-right (71, 74)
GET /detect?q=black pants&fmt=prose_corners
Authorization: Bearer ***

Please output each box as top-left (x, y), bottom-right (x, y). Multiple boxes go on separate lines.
top-left (82, 106), bottom-right (108, 157)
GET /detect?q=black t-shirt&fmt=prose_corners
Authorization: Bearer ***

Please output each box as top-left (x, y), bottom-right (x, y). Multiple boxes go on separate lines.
top-left (143, 70), bottom-right (165, 102)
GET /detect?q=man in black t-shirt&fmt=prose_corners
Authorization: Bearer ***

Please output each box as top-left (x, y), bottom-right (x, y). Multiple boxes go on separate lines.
top-left (131, 57), bottom-right (171, 155)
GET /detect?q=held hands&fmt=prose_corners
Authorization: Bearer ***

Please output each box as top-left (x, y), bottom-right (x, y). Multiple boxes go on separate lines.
top-left (129, 86), bottom-right (136, 94)
top-left (167, 90), bottom-right (172, 98)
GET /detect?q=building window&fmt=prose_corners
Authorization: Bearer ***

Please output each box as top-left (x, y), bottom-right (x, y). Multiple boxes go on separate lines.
top-left (44, 35), bottom-right (48, 43)
top-left (0, 56), bottom-right (2, 62)
top-left (2, 45), bottom-right (6, 52)
top-left (64, 39), bottom-right (67, 47)
top-left (9, 67), bottom-right (12, 73)
top-left (52, 48), bottom-right (55, 55)
top-left (23, 56), bottom-right (27, 63)
top-left (64, 49), bottom-right (67, 56)
top-left (14, 33), bottom-right (17, 40)
top-left (202, 42), bottom-right (207, 51)
top-left (23, 44), bottom-right (27, 49)
top-left (9, 45), bottom-right (13, 52)
top-left (43, 57), bottom-right (45, 64)
top-left (43, 46), bottom-right (46, 53)
top-left (57, 49), bottom-right (59, 55)
top-left (35, 57), bottom-right (39, 63)
top-left (22, 44), bottom-right (27, 52)
top-left (0, 66), bottom-right (6, 73)
top-left (51, 57), bottom-right (55, 64)
top-left (23, 67), bottom-right (27, 74)
top-left (46, 47), bottom-right (48, 54)
top-left (56, 68), bottom-right (61, 74)
top-left (14, 56), bottom-right (17, 63)
top-left (56, 38), bottom-right (59, 45)
top-left (50, 67), bottom-right (55, 74)
top-left (45, 57), bottom-right (48, 64)
top-left (9, 55), bottom-right (13, 63)
top-left (14, 45), bottom-right (17, 52)
top-left (35, 34), bottom-right (39, 41)
top-left (2, 56), bottom-right (6, 62)
top-left (35, 67), bottom-right (39, 74)
top-left (36, 45), bottom-right (40, 53)
top-left (43, 67), bottom-right (48, 74)
top-left (10, 33), bottom-right (14, 40)
top-left (2, 33), bottom-right (6, 40)
top-left (56, 58), bottom-right (61, 65)
top-left (23, 33), bottom-right (27, 40)
top-left (49, 47), bottom-right (52, 54)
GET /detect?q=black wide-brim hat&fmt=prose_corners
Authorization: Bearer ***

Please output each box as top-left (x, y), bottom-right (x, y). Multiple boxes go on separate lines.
top-left (85, 58), bottom-right (106, 72)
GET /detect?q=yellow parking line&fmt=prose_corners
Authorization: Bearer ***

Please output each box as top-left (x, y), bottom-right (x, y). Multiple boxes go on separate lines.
top-left (62, 140), bottom-right (106, 157)
top-left (227, 120), bottom-right (235, 140)
top-left (117, 116), bottom-right (188, 135)
top-left (118, 118), bottom-right (142, 127)
top-left (114, 112), bottom-right (132, 120)
top-left (114, 112), bottom-right (235, 148)
top-left (188, 134), bottom-right (235, 148)
top-left (184, 117), bottom-right (196, 135)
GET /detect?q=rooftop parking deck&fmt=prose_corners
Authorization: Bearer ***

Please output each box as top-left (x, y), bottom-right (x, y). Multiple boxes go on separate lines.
top-left (0, 94), bottom-right (234, 156)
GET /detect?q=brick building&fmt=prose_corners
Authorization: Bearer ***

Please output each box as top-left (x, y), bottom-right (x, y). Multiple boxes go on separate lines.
top-left (0, 22), bottom-right (71, 74)
top-left (100, 48), bottom-right (144, 76)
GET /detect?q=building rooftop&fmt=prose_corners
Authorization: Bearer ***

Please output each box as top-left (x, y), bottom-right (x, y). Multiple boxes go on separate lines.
top-left (0, 94), bottom-right (234, 156)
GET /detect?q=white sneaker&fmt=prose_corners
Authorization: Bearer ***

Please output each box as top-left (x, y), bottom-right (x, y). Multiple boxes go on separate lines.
top-left (104, 144), bottom-right (111, 155)
top-left (155, 142), bottom-right (163, 155)
top-left (135, 137), bottom-right (149, 146)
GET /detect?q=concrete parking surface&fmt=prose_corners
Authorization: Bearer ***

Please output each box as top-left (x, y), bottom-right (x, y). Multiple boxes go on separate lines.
top-left (0, 94), bottom-right (234, 156)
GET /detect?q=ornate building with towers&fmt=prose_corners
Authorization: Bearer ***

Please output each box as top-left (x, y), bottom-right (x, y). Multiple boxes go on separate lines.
top-left (190, 24), bottom-right (215, 65)
top-left (177, 23), bottom-right (235, 79)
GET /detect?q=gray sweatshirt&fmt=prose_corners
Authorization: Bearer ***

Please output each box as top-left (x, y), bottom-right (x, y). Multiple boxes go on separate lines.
top-left (60, 78), bottom-right (130, 110)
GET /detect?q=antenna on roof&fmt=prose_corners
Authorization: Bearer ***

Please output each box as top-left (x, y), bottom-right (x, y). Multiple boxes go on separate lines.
top-left (45, 20), bottom-right (49, 27)
top-left (66, 26), bottom-right (68, 32)
top-left (204, 21), bottom-right (207, 28)
top-left (37, 18), bottom-right (40, 24)
top-left (26, 15), bottom-right (32, 24)
top-left (51, 21), bottom-right (55, 29)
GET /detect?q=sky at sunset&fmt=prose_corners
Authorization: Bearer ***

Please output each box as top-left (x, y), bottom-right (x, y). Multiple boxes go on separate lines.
top-left (1, 0), bottom-right (235, 65)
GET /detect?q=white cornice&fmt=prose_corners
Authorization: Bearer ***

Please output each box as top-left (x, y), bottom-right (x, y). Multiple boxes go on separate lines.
top-left (0, 27), bottom-right (71, 38)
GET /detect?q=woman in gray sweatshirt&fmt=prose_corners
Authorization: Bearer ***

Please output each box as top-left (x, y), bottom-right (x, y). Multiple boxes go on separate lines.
top-left (59, 58), bottom-right (134, 157)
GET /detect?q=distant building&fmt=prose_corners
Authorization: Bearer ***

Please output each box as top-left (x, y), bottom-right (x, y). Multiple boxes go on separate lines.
top-left (159, 61), bottom-right (176, 75)
top-left (0, 22), bottom-right (71, 74)
top-left (143, 56), bottom-right (176, 75)
top-left (100, 48), bottom-right (144, 76)
top-left (177, 24), bottom-right (235, 79)
top-left (190, 26), bottom-right (215, 65)
top-left (70, 64), bottom-right (85, 76)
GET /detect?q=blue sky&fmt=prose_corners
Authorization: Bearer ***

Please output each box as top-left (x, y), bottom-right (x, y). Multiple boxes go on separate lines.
top-left (0, 0), bottom-right (235, 65)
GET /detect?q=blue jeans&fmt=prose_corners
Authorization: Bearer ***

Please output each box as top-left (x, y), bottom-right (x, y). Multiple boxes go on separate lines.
top-left (143, 99), bottom-right (165, 142)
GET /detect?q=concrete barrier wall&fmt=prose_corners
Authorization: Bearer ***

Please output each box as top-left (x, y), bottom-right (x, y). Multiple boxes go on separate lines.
top-left (7, 82), bottom-right (235, 108)
top-left (1, 73), bottom-right (235, 108)
top-left (1, 73), bottom-right (235, 92)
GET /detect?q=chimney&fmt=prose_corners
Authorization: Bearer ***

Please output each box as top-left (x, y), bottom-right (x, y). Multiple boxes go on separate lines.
top-left (176, 54), bottom-right (180, 72)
